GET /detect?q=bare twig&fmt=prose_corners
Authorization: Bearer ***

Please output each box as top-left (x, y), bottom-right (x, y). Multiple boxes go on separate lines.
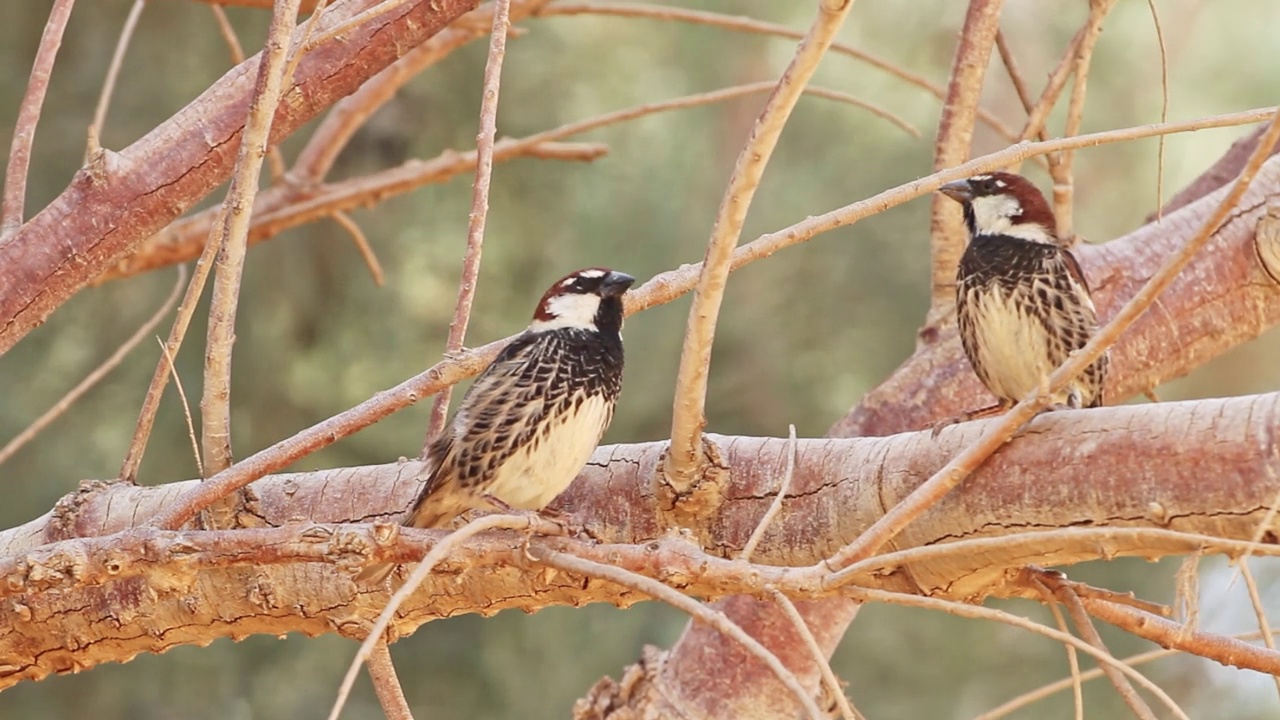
top-left (367, 640), bottom-right (414, 720)
top-left (112, 80), bottom-right (910, 283)
top-left (331, 211), bottom-right (385, 286)
top-left (156, 336), bottom-right (204, 478)
top-left (820, 106), bottom-right (1280, 574)
top-left (768, 588), bottom-right (864, 720)
top-left (1053, 0), bottom-right (1118, 241)
top-left (208, 2), bottom-right (292, 181)
top-left (1029, 576), bottom-right (1085, 720)
top-left (995, 30), bottom-right (1035, 128)
top-left (330, 514), bottom-right (562, 720)
top-left (120, 210), bottom-right (228, 482)
top-left (846, 586), bottom-right (1186, 715)
top-left (1019, 27), bottom-right (1087, 145)
top-left (1043, 573), bottom-right (1161, 720)
top-left (1, 0), bottom-right (76, 239)
top-left (210, 4), bottom-right (245, 60)
top-left (1146, 0), bottom-right (1171, 220)
top-left (975, 631), bottom-right (1279, 720)
top-left (537, 2), bottom-right (1018, 141)
top-left (87, 0), bottom-right (146, 160)
top-left (0, 266), bottom-right (185, 468)
top-left (201, 0), bottom-right (305, 476)
top-left (740, 425), bottom-right (797, 561)
top-left (423, 0), bottom-right (512, 453)
top-left (666, 0), bottom-right (857, 491)
top-left (1237, 560), bottom-right (1280, 702)
top-left (928, 0), bottom-right (1006, 314)
top-left (535, 550), bottom-right (826, 720)
top-left (1083, 597), bottom-right (1280, 677)
top-left (146, 106), bottom-right (1279, 529)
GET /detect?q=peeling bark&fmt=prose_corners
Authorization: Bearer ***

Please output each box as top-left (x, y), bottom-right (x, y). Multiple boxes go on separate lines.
top-left (2, 394), bottom-right (1278, 688)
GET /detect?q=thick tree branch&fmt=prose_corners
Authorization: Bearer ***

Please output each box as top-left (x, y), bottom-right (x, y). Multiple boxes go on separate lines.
top-left (2, 392), bottom-right (1278, 686)
top-left (0, 0), bottom-right (480, 356)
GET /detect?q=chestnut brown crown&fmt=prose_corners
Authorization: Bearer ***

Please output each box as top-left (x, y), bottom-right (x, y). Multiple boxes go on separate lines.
top-left (939, 172), bottom-right (1058, 244)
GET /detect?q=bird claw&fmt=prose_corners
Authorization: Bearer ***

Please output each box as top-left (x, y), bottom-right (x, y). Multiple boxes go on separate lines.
top-left (929, 415), bottom-right (964, 439)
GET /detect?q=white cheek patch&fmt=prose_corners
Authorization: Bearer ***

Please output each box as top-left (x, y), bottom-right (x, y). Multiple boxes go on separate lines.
top-left (529, 293), bottom-right (601, 331)
top-left (970, 195), bottom-right (1055, 244)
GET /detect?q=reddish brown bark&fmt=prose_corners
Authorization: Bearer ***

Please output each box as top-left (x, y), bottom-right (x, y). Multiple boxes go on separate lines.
top-left (0, 0), bottom-right (480, 355)
top-left (3, 393), bottom-right (1278, 689)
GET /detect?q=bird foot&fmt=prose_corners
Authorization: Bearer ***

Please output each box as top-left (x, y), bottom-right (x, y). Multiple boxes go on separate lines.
top-left (929, 404), bottom-right (1008, 439)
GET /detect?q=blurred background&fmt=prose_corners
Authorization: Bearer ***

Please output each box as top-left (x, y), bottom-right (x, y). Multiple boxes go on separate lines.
top-left (2, 0), bottom-right (1279, 717)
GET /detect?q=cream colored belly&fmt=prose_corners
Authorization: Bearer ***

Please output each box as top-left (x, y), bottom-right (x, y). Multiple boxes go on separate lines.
top-left (972, 290), bottom-right (1060, 402)
top-left (484, 394), bottom-right (611, 509)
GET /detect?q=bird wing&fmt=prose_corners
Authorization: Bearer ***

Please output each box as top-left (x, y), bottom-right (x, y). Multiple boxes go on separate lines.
top-left (445, 332), bottom-right (554, 491)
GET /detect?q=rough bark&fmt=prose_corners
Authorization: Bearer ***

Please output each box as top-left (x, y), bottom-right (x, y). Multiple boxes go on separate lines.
top-left (2, 393), bottom-right (1278, 689)
top-left (0, 0), bottom-right (481, 355)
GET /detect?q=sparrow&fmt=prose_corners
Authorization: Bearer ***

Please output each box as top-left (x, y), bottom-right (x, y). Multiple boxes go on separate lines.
top-left (937, 172), bottom-right (1108, 425)
top-left (357, 267), bottom-right (635, 584)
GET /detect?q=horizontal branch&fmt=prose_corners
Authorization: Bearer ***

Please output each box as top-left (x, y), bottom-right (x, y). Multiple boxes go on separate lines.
top-left (2, 392), bottom-right (1277, 685)
top-left (0, 0), bottom-right (480, 355)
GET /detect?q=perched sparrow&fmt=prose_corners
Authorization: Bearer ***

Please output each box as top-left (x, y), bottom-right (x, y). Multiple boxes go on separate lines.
top-left (357, 268), bottom-right (634, 584)
top-left (937, 172), bottom-right (1108, 423)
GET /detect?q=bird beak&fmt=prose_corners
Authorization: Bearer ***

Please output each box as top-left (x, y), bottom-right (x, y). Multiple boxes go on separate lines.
top-left (938, 179), bottom-right (973, 203)
top-left (600, 271), bottom-right (636, 298)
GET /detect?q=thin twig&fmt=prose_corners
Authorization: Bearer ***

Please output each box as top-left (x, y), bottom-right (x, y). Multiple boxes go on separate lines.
top-left (995, 30), bottom-right (1036, 128)
top-left (768, 588), bottom-right (864, 720)
top-left (927, 0), bottom-right (1006, 314)
top-left (120, 205), bottom-right (230, 482)
top-left (331, 211), bottom-right (385, 286)
top-left (1019, 27), bottom-right (1087, 145)
top-left (1044, 573), bottom-right (1160, 720)
top-left (535, 549), bottom-right (826, 720)
top-left (201, 0), bottom-right (305, 476)
top-left (146, 106), bottom-right (1280, 529)
top-left (329, 514), bottom-right (562, 720)
top-left (1237, 560), bottom-right (1280, 702)
top-left (87, 0), bottom-right (145, 160)
top-left (156, 336), bottom-right (204, 479)
top-left (0, 266), bottom-right (186, 468)
top-left (666, 0), bottom-right (857, 491)
top-left (846, 586), bottom-right (1187, 717)
top-left (820, 106), bottom-right (1280, 575)
top-left (209, 4), bottom-right (292, 191)
top-left (1083, 596), bottom-right (1280, 677)
top-left (1054, 0), bottom-right (1118, 241)
top-left (537, 2), bottom-right (1018, 141)
top-left (1, 0), bottom-right (77, 239)
top-left (367, 640), bottom-right (414, 720)
top-left (423, 0), bottom-right (512, 453)
top-left (1034, 581), bottom-right (1085, 720)
top-left (740, 425), bottom-right (797, 561)
top-left (114, 80), bottom-right (910, 283)
top-left (1146, 0), bottom-right (1171, 220)
top-left (975, 631), bottom-right (1279, 720)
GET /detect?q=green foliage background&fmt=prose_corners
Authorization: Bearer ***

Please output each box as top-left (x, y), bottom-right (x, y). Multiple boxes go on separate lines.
top-left (1, 1), bottom-right (1278, 717)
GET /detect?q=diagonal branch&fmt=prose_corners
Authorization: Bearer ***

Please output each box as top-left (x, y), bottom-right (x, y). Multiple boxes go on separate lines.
top-left (201, 0), bottom-right (305, 477)
top-left (0, 0), bottom-right (481, 357)
top-left (665, 0), bottom-right (857, 491)
top-left (423, 0), bottom-right (513, 450)
top-left (927, 0), bottom-right (1006, 316)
